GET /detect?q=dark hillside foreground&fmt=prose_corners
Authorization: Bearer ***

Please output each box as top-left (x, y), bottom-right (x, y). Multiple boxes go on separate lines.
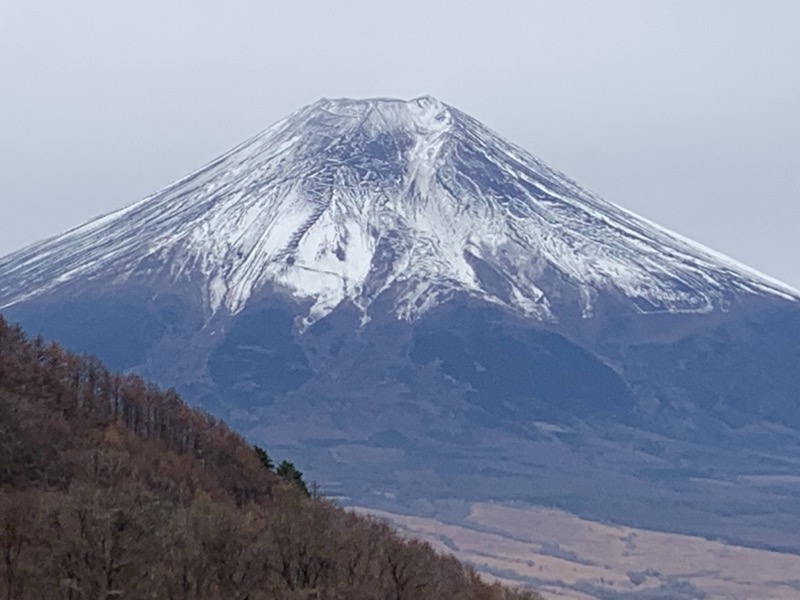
top-left (0, 315), bottom-right (543, 600)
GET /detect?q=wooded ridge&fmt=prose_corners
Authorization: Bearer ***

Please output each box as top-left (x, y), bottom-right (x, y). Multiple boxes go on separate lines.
top-left (0, 314), bottom-right (543, 600)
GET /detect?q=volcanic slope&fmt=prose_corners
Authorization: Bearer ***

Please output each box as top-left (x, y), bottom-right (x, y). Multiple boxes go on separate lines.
top-left (1, 96), bottom-right (796, 325)
top-left (2, 97), bottom-right (800, 557)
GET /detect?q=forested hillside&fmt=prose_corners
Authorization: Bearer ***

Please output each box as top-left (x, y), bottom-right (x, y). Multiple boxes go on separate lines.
top-left (0, 315), bottom-right (542, 599)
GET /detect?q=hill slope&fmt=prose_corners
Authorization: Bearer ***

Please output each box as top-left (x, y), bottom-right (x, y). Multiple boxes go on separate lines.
top-left (0, 315), bottom-right (542, 600)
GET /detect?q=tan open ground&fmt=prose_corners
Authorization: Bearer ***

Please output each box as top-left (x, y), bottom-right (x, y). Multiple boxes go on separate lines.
top-left (356, 504), bottom-right (800, 600)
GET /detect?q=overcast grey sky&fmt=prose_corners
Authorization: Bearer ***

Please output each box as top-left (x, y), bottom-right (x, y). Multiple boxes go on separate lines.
top-left (1, 1), bottom-right (798, 287)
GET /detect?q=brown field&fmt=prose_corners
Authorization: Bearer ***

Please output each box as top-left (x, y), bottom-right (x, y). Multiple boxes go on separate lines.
top-left (355, 503), bottom-right (800, 600)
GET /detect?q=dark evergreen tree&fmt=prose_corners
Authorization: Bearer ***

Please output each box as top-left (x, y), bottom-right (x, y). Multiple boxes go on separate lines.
top-left (276, 460), bottom-right (309, 497)
top-left (254, 445), bottom-right (274, 471)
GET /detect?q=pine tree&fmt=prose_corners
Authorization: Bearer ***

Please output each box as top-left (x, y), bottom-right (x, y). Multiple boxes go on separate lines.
top-left (276, 460), bottom-right (309, 497)
top-left (254, 445), bottom-right (274, 471)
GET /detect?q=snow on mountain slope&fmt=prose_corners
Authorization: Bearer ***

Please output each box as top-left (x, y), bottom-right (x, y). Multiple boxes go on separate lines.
top-left (0, 96), bottom-right (797, 324)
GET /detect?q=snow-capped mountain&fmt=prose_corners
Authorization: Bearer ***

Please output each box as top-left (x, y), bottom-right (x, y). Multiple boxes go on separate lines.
top-left (2, 97), bottom-right (800, 558)
top-left (1, 96), bottom-right (796, 326)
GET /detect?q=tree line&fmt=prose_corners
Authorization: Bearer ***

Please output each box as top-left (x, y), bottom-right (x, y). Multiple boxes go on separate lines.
top-left (0, 314), bottom-right (543, 600)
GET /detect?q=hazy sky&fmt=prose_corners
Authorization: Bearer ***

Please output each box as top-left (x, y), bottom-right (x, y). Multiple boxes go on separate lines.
top-left (1, 1), bottom-right (798, 287)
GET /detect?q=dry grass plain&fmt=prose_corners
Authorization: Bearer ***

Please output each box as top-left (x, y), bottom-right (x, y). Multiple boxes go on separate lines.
top-left (356, 503), bottom-right (800, 600)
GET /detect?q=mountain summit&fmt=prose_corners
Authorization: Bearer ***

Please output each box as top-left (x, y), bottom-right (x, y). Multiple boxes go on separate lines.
top-left (1, 96), bottom-right (796, 327)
